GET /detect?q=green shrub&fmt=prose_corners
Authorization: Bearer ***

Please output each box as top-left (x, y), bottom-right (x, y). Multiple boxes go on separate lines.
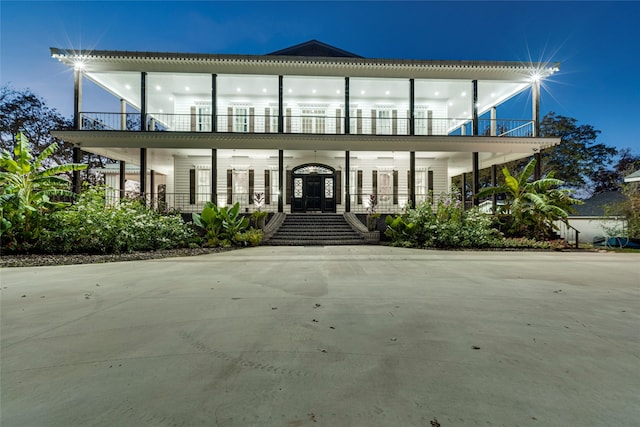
top-left (192, 201), bottom-right (250, 247)
top-left (39, 186), bottom-right (197, 254)
top-left (385, 189), bottom-right (503, 248)
top-left (234, 228), bottom-right (263, 247)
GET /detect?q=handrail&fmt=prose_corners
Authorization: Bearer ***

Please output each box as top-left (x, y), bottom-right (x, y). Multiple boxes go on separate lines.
top-left (564, 222), bottom-right (580, 249)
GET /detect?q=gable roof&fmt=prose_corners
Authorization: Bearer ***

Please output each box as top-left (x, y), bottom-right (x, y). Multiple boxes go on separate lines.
top-left (267, 39), bottom-right (363, 58)
top-left (573, 191), bottom-right (625, 216)
top-left (624, 169), bottom-right (640, 183)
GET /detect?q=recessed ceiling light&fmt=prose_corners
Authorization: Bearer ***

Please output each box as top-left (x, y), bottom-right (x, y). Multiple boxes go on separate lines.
top-left (262, 88), bottom-right (267, 93)
top-left (463, 111), bottom-right (468, 116)
top-left (385, 90), bottom-right (390, 95)
top-left (236, 87), bottom-right (241, 92)
top-left (312, 89), bottom-right (316, 94)
top-left (155, 85), bottom-right (161, 91)
top-left (185, 86), bottom-right (190, 91)
top-left (336, 89), bottom-right (341, 94)
top-left (461, 91), bottom-right (466, 97)
top-left (434, 91), bottom-right (439, 96)
top-left (491, 92), bottom-right (496, 97)
top-left (169, 97), bottom-right (173, 101)
top-left (159, 109), bottom-right (163, 113)
top-left (361, 90), bottom-right (365, 95)
top-left (125, 84), bottom-right (131, 90)
top-left (288, 88), bottom-right (292, 93)
top-left (448, 101), bottom-right (453, 106)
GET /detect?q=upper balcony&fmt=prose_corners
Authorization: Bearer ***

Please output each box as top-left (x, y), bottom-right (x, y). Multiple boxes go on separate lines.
top-left (65, 67), bottom-right (550, 140)
top-left (79, 111), bottom-right (534, 138)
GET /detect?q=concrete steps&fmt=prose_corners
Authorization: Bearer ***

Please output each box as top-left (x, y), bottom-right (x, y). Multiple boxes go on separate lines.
top-left (265, 213), bottom-right (367, 246)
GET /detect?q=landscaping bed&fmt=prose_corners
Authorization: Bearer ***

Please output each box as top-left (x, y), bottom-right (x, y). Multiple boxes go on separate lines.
top-left (0, 247), bottom-right (233, 268)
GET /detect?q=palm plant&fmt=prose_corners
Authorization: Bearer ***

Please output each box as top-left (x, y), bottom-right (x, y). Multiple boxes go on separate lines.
top-left (477, 158), bottom-right (582, 239)
top-left (0, 132), bottom-right (87, 250)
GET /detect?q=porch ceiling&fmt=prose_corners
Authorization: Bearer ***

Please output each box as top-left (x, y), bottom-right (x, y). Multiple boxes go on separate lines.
top-left (54, 131), bottom-right (558, 177)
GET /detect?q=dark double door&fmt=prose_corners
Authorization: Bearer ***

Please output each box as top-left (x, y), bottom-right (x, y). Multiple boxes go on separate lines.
top-left (291, 172), bottom-right (335, 213)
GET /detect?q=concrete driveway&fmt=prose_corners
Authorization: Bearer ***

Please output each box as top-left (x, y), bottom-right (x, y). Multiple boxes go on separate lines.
top-left (1, 247), bottom-right (639, 426)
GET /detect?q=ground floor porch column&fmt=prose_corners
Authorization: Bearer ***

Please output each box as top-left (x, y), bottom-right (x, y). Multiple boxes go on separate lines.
top-left (345, 150), bottom-right (350, 212)
top-left (409, 151), bottom-right (416, 208)
top-left (72, 147), bottom-right (82, 194)
top-left (491, 164), bottom-right (498, 213)
top-left (534, 151), bottom-right (542, 180)
top-left (150, 170), bottom-right (155, 209)
top-left (211, 149), bottom-right (217, 203)
top-left (140, 148), bottom-right (147, 203)
top-left (278, 149), bottom-right (284, 212)
top-left (472, 152), bottom-right (480, 206)
top-left (461, 172), bottom-right (468, 209)
top-left (119, 161), bottom-right (126, 200)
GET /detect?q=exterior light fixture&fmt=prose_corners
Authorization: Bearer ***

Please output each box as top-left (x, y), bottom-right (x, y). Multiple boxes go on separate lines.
top-left (385, 90), bottom-right (390, 95)
top-left (236, 87), bottom-right (241, 92)
top-left (125, 84), bottom-right (132, 90)
top-left (288, 88), bottom-right (292, 93)
top-left (434, 91), bottom-right (439, 96)
top-left (73, 59), bottom-right (86, 70)
top-left (461, 91), bottom-right (467, 97)
top-left (262, 88), bottom-right (267, 93)
top-left (361, 90), bottom-right (365, 95)
top-left (155, 85), bottom-right (162, 91)
top-left (312, 89), bottom-right (316, 94)
top-left (185, 86), bottom-right (190, 91)
top-left (336, 89), bottom-right (341, 94)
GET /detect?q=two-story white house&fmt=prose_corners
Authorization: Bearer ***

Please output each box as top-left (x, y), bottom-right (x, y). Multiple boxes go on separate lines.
top-left (51, 40), bottom-right (560, 214)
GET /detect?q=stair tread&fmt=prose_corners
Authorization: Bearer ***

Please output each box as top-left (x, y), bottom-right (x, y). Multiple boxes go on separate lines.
top-left (264, 213), bottom-right (367, 246)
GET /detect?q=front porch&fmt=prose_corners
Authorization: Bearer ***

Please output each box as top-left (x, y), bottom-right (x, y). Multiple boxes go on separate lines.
top-left (85, 147), bottom-right (555, 215)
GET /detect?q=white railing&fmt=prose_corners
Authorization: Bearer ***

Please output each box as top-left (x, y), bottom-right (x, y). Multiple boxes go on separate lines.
top-left (79, 112), bottom-right (536, 138)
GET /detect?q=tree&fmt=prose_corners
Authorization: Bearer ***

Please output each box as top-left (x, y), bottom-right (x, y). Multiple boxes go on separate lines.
top-left (0, 85), bottom-right (113, 181)
top-left (588, 149), bottom-right (640, 195)
top-left (540, 112), bottom-right (618, 191)
top-left (476, 158), bottom-right (582, 239)
top-left (0, 85), bottom-right (74, 167)
top-left (0, 132), bottom-right (87, 252)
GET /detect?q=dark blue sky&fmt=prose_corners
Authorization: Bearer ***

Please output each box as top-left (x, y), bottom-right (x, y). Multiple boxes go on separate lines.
top-left (1, 1), bottom-right (639, 154)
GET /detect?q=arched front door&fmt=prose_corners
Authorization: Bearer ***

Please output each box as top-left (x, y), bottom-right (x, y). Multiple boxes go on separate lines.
top-left (291, 163), bottom-right (336, 213)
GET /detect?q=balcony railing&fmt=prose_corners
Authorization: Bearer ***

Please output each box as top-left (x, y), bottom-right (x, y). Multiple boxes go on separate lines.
top-left (79, 112), bottom-right (534, 138)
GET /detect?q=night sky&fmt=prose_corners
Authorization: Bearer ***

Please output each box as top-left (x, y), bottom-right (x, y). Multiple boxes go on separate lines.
top-left (1, 1), bottom-right (639, 154)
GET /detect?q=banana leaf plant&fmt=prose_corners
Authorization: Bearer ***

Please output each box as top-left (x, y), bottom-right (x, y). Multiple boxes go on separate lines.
top-left (1, 132), bottom-right (86, 250)
top-left (476, 158), bottom-right (582, 239)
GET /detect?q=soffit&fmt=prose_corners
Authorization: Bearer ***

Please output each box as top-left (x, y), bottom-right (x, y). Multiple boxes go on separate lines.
top-left (51, 48), bottom-right (558, 81)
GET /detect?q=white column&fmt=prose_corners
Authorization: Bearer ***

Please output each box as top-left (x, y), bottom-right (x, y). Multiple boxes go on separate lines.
top-left (532, 80), bottom-right (541, 137)
top-left (120, 99), bottom-right (127, 130)
top-left (73, 68), bottom-right (83, 130)
top-left (490, 107), bottom-right (497, 136)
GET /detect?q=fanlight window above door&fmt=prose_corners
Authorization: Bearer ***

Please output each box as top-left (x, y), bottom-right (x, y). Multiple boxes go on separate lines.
top-left (294, 165), bottom-right (333, 175)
